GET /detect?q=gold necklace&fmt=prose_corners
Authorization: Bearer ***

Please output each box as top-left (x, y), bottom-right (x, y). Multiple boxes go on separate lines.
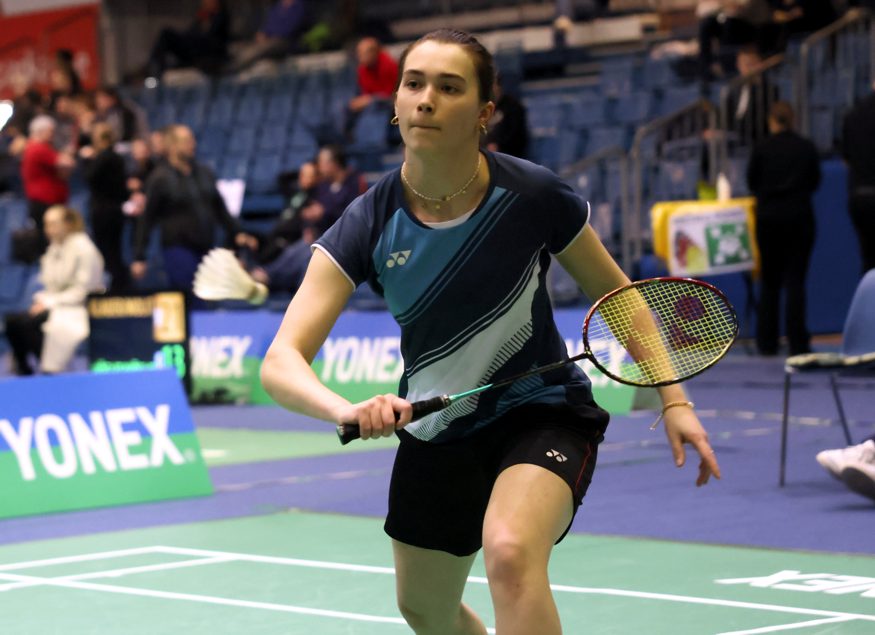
top-left (401, 155), bottom-right (481, 210)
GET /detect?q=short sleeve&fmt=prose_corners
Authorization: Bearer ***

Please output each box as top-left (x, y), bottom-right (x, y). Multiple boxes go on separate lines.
top-left (545, 174), bottom-right (590, 254)
top-left (313, 195), bottom-right (374, 289)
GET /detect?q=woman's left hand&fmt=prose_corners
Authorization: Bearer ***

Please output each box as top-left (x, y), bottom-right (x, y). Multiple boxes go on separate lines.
top-left (663, 406), bottom-right (721, 487)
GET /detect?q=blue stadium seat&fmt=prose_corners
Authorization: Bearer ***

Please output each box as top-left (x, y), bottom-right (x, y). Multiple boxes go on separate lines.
top-left (257, 127), bottom-right (286, 155)
top-left (586, 126), bottom-right (626, 154)
top-left (612, 90), bottom-right (654, 125)
top-left (566, 92), bottom-right (607, 128)
top-left (234, 94), bottom-right (266, 123)
top-left (264, 94), bottom-right (295, 126)
top-left (205, 96), bottom-right (235, 127)
top-left (219, 155), bottom-right (250, 181)
top-left (227, 126), bottom-right (258, 156)
top-left (659, 85), bottom-right (700, 116)
top-left (284, 147), bottom-right (315, 172)
top-left (248, 154), bottom-right (283, 194)
top-left (348, 102), bottom-right (392, 151)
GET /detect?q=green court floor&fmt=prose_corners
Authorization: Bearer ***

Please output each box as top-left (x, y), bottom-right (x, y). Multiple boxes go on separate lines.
top-left (1, 511), bottom-right (873, 634)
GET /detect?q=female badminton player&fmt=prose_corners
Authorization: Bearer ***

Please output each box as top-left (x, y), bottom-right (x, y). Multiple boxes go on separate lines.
top-left (261, 28), bottom-right (721, 635)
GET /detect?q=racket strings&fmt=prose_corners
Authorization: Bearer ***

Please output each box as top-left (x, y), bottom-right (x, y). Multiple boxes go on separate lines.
top-left (587, 281), bottom-right (736, 385)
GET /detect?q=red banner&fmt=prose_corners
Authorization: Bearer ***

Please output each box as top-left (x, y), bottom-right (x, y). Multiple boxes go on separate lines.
top-left (0, 3), bottom-right (101, 99)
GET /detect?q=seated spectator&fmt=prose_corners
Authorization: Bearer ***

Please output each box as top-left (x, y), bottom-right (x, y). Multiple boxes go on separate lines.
top-left (252, 145), bottom-right (365, 292)
top-left (253, 160), bottom-right (320, 265)
top-left (484, 73), bottom-right (529, 159)
top-left (4, 205), bottom-right (104, 375)
top-left (81, 122), bottom-right (131, 293)
top-left (348, 36), bottom-right (398, 115)
top-left (147, 0), bottom-right (230, 79)
top-left (20, 115), bottom-right (75, 256)
top-left (225, 0), bottom-right (309, 74)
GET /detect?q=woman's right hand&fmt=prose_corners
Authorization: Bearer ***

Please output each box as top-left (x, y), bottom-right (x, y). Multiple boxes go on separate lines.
top-left (336, 394), bottom-right (413, 440)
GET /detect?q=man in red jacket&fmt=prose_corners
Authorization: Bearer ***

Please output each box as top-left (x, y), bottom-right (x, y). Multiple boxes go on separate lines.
top-left (21, 115), bottom-right (75, 249)
top-left (348, 36), bottom-right (398, 115)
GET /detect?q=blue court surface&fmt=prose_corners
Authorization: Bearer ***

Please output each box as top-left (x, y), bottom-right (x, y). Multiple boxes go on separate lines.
top-left (1, 349), bottom-right (873, 634)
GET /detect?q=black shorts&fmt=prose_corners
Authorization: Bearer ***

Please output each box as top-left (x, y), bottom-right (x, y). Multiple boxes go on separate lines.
top-left (384, 401), bottom-right (609, 557)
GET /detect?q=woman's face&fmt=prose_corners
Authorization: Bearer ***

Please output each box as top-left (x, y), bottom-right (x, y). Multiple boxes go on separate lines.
top-left (395, 41), bottom-right (492, 155)
top-left (43, 207), bottom-right (71, 244)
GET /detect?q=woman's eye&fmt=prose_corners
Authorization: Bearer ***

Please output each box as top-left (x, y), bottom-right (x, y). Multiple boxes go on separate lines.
top-left (443, 85), bottom-right (458, 93)
top-left (405, 80), bottom-right (419, 89)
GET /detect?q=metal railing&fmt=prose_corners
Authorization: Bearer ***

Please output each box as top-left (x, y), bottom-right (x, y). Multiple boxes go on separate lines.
top-left (560, 145), bottom-right (631, 268)
top-left (798, 8), bottom-right (875, 138)
top-left (626, 98), bottom-right (717, 269)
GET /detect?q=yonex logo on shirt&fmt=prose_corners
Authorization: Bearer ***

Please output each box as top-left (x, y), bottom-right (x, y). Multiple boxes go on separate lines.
top-left (546, 449), bottom-right (567, 463)
top-left (386, 250), bottom-right (412, 268)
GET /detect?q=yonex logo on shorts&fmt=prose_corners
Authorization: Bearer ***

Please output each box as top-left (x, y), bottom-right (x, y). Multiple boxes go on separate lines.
top-left (386, 250), bottom-right (412, 268)
top-left (546, 449), bottom-right (567, 463)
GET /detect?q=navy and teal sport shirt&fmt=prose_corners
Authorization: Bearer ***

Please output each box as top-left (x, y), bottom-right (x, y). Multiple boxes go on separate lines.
top-left (315, 151), bottom-right (593, 442)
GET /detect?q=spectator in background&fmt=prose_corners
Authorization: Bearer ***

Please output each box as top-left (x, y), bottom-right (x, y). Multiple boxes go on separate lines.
top-left (82, 122), bottom-right (131, 293)
top-left (253, 160), bottom-right (320, 266)
top-left (698, 0), bottom-right (772, 83)
top-left (348, 36), bottom-right (398, 115)
top-left (841, 82), bottom-right (875, 274)
top-left (252, 145), bottom-right (365, 292)
top-left (147, 0), bottom-right (230, 79)
top-left (746, 101), bottom-right (820, 356)
top-left (484, 73), bottom-right (529, 159)
top-left (3, 205), bottom-right (104, 376)
top-left (225, 0), bottom-right (309, 73)
top-left (131, 125), bottom-right (254, 292)
top-left (94, 86), bottom-right (143, 143)
top-left (48, 48), bottom-right (82, 109)
top-left (20, 115), bottom-right (75, 253)
top-left (725, 45), bottom-right (777, 146)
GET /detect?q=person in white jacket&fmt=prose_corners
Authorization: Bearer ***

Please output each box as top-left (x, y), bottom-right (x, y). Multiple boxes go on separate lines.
top-left (4, 205), bottom-right (104, 375)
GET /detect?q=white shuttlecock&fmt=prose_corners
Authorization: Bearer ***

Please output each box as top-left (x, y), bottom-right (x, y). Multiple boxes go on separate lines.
top-left (193, 248), bottom-right (268, 304)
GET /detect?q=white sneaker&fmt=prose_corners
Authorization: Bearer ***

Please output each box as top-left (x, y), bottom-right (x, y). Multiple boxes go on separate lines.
top-left (815, 440), bottom-right (875, 480)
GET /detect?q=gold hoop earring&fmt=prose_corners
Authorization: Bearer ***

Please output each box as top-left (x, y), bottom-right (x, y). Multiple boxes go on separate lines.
top-left (391, 115), bottom-right (399, 125)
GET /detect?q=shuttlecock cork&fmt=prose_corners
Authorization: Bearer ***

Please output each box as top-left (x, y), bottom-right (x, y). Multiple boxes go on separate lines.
top-left (193, 248), bottom-right (268, 305)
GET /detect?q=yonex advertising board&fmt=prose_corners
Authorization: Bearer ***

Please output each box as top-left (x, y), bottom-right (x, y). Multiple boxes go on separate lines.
top-left (0, 369), bottom-right (212, 519)
top-left (189, 309), bottom-right (634, 413)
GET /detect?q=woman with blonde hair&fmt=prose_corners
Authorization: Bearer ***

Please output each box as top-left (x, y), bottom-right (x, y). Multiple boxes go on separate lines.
top-left (4, 205), bottom-right (104, 375)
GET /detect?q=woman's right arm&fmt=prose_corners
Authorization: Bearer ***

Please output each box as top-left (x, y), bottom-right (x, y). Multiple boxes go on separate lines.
top-left (261, 249), bottom-right (412, 436)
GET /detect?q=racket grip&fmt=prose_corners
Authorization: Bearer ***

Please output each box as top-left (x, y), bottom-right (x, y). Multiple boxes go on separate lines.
top-left (336, 395), bottom-right (451, 445)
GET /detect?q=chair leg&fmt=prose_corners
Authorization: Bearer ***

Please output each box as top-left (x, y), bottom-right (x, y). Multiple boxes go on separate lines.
top-left (829, 373), bottom-right (853, 446)
top-left (780, 370), bottom-right (791, 487)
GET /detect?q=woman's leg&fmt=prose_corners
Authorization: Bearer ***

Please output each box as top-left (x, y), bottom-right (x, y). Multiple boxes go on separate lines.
top-left (393, 540), bottom-right (487, 635)
top-left (482, 464), bottom-right (573, 635)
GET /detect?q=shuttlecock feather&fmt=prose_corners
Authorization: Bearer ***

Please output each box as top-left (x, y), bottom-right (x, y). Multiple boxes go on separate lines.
top-left (193, 248), bottom-right (268, 304)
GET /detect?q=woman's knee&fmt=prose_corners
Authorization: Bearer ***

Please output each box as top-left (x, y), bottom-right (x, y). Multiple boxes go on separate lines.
top-left (483, 531), bottom-right (544, 589)
top-left (396, 594), bottom-right (459, 634)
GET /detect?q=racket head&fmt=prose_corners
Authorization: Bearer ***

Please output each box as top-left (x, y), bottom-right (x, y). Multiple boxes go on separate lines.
top-left (581, 277), bottom-right (738, 387)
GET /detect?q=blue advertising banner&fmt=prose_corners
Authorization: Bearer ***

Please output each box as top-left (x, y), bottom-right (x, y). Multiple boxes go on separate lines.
top-left (188, 309), bottom-right (635, 412)
top-left (0, 369), bottom-right (212, 519)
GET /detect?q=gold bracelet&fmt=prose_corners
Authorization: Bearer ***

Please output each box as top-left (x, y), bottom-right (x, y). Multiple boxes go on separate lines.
top-left (650, 400), bottom-right (695, 430)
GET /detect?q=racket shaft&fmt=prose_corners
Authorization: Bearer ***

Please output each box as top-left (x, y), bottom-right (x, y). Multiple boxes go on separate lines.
top-left (336, 395), bottom-right (451, 444)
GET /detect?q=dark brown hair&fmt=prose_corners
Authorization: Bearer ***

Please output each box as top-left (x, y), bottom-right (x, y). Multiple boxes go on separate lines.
top-left (396, 29), bottom-right (495, 103)
top-left (769, 100), bottom-right (795, 131)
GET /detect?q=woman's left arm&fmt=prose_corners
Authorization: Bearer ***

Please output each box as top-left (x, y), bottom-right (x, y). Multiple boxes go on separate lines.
top-left (556, 225), bottom-right (721, 486)
top-left (38, 239), bottom-right (104, 309)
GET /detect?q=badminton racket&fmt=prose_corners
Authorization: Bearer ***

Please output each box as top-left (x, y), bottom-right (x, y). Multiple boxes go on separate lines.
top-left (337, 277), bottom-right (737, 444)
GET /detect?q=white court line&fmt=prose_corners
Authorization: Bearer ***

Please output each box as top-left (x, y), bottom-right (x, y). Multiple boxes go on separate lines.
top-left (0, 572), bottom-right (413, 628)
top-left (716, 615), bottom-right (857, 634)
top-left (2, 546), bottom-right (873, 631)
top-left (0, 556), bottom-right (231, 592)
top-left (0, 546), bottom-right (160, 572)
